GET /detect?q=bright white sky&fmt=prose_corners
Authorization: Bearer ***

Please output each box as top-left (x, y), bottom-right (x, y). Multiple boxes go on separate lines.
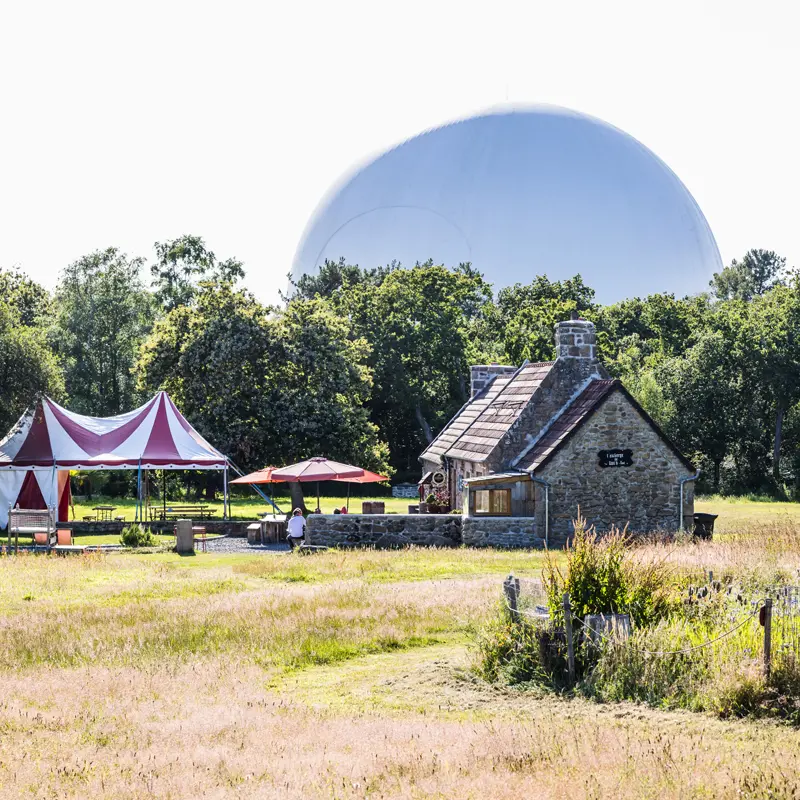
top-left (0, 0), bottom-right (797, 305)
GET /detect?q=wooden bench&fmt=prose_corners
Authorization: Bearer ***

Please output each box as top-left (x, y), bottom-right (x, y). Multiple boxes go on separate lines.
top-left (149, 505), bottom-right (216, 521)
top-left (8, 506), bottom-right (57, 549)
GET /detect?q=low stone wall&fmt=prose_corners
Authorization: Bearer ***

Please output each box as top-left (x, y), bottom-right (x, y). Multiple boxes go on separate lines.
top-left (307, 514), bottom-right (462, 548)
top-left (62, 520), bottom-right (255, 537)
top-left (462, 517), bottom-right (545, 549)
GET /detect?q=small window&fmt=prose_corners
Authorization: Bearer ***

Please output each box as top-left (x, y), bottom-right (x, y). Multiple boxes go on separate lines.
top-left (473, 488), bottom-right (511, 516)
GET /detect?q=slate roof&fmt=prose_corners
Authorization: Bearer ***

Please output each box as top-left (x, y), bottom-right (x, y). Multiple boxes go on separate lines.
top-left (420, 373), bottom-right (514, 463)
top-left (522, 379), bottom-right (695, 473)
top-left (422, 362), bottom-right (555, 464)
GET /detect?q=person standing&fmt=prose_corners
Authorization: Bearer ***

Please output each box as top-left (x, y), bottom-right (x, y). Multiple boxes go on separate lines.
top-left (286, 508), bottom-right (306, 550)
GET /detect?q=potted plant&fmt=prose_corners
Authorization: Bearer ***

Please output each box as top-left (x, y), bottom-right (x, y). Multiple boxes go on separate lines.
top-left (425, 489), bottom-right (450, 514)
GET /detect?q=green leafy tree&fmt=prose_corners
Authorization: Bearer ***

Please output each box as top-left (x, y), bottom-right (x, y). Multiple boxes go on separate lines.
top-left (710, 249), bottom-right (790, 301)
top-left (0, 287), bottom-right (64, 433)
top-left (491, 275), bottom-right (596, 363)
top-left (150, 235), bottom-right (245, 311)
top-left (740, 285), bottom-right (800, 483)
top-left (594, 293), bottom-right (708, 371)
top-left (136, 284), bottom-right (389, 500)
top-left (323, 262), bottom-right (494, 470)
top-left (0, 268), bottom-right (53, 327)
top-left (655, 326), bottom-right (746, 492)
top-left (288, 257), bottom-right (390, 301)
top-left (54, 248), bottom-right (153, 415)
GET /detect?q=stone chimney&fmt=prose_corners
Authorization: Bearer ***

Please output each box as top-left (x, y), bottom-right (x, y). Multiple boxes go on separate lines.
top-left (470, 364), bottom-right (517, 398)
top-left (555, 314), bottom-right (597, 361)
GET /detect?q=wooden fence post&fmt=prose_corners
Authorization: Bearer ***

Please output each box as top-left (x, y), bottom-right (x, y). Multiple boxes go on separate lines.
top-left (563, 592), bottom-right (576, 686)
top-left (763, 597), bottom-right (773, 679)
top-left (504, 574), bottom-right (519, 623)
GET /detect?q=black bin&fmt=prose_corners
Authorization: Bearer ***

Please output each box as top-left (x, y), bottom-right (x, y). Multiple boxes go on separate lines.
top-left (693, 513), bottom-right (718, 540)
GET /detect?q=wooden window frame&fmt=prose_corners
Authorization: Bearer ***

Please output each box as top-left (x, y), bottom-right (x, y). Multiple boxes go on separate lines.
top-left (472, 488), bottom-right (512, 517)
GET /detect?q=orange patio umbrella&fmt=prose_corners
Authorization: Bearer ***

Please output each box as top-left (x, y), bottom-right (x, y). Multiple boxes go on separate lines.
top-left (336, 470), bottom-right (389, 511)
top-left (271, 457), bottom-right (368, 511)
top-left (229, 466), bottom-right (286, 485)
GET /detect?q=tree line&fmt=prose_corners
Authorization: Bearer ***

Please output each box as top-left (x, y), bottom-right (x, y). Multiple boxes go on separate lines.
top-left (1, 239), bottom-right (796, 496)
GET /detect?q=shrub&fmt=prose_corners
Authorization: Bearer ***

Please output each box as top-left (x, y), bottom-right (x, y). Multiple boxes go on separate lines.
top-left (120, 524), bottom-right (157, 548)
top-left (473, 604), bottom-right (567, 688)
top-left (542, 511), bottom-right (671, 627)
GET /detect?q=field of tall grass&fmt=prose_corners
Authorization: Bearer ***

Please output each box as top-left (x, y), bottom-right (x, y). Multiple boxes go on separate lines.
top-left (4, 509), bottom-right (800, 797)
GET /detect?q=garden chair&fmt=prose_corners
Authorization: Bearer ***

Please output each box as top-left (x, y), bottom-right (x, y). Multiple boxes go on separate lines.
top-left (8, 506), bottom-right (57, 549)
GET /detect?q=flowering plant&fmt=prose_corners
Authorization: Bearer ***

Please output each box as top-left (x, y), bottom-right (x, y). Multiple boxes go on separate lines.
top-left (425, 488), bottom-right (450, 508)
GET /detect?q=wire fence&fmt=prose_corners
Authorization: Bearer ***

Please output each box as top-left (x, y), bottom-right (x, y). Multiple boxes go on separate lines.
top-left (502, 572), bottom-right (800, 685)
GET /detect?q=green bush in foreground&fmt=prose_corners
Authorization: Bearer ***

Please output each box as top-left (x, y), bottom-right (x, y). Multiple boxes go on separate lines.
top-left (120, 524), bottom-right (157, 548)
top-left (543, 512), bottom-right (673, 627)
top-left (475, 514), bottom-right (800, 722)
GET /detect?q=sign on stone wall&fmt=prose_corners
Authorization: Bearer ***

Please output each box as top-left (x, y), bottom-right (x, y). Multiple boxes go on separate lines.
top-left (598, 448), bottom-right (633, 468)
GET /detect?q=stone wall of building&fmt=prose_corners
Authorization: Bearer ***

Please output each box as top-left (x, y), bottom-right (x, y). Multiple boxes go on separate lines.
top-left (451, 458), bottom-right (489, 511)
top-left (307, 514), bottom-right (462, 548)
top-left (538, 391), bottom-right (694, 537)
top-left (462, 516), bottom-right (547, 548)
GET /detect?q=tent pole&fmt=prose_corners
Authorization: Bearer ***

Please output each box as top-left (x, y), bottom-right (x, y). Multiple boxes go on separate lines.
top-left (136, 462), bottom-right (142, 522)
top-left (162, 470), bottom-right (166, 520)
top-left (347, 483), bottom-right (350, 512)
top-left (223, 465), bottom-right (229, 521)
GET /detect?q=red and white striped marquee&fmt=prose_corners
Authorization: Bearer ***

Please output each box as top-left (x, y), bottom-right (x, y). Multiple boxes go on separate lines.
top-left (0, 392), bottom-right (227, 471)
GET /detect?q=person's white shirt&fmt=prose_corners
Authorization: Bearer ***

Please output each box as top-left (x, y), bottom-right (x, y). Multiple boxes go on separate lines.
top-left (286, 515), bottom-right (306, 538)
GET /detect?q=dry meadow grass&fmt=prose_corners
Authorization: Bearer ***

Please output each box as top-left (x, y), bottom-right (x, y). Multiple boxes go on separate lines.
top-left (3, 524), bottom-right (800, 798)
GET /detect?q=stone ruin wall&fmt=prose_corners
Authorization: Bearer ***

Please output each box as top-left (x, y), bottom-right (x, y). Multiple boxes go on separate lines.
top-left (307, 514), bottom-right (463, 548)
top-left (308, 512), bottom-right (561, 550)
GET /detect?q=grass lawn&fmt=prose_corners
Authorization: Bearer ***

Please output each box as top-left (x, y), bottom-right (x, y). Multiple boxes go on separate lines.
top-left (696, 494), bottom-right (800, 531)
top-left (5, 502), bottom-right (800, 797)
top-left (71, 493), bottom-right (414, 522)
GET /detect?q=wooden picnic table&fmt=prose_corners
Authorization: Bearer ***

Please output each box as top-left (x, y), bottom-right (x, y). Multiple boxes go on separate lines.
top-left (92, 505), bottom-right (117, 522)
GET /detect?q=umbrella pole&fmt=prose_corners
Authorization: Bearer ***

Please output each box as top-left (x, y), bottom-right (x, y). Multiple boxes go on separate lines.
top-left (162, 470), bottom-right (166, 520)
top-left (317, 481), bottom-right (320, 513)
top-left (347, 483), bottom-right (350, 512)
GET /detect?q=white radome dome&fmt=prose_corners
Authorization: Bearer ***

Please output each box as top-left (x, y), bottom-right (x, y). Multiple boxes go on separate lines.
top-left (292, 105), bottom-right (722, 302)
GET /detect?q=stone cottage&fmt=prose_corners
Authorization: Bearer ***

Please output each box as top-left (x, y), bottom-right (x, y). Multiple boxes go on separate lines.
top-left (420, 315), bottom-right (698, 548)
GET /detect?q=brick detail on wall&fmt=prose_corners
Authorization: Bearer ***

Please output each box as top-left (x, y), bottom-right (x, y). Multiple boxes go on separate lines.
top-left (537, 391), bottom-right (694, 536)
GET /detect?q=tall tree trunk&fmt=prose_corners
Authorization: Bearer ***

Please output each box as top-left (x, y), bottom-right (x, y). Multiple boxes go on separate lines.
top-left (289, 482), bottom-right (306, 515)
top-left (415, 403), bottom-right (433, 444)
top-left (774, 402), bottom-right (786, 483)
